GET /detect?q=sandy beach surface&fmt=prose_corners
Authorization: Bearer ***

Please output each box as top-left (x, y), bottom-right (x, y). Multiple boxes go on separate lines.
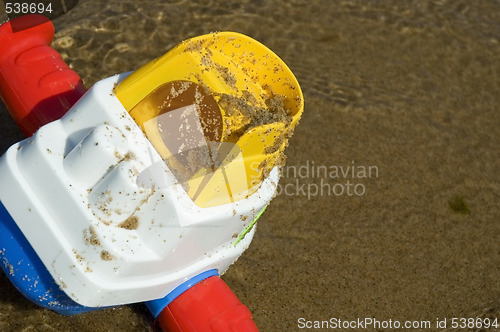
top-left (0, 0), bottom-right (499, 331)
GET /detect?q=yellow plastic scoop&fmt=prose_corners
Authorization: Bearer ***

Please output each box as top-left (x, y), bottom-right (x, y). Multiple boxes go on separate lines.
top-left (115, 32), bottom-right (303, 207)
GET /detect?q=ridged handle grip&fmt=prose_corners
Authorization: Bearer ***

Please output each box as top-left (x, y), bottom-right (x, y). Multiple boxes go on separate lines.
top-left (157, 276), bottom-right (259, 332)
top-left (0, 15), bottom-right (86, 136)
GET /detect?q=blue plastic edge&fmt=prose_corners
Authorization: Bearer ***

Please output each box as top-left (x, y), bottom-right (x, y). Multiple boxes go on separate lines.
top-left (145, 269), bottom-right (219, 318)
top-left (0, 200), bottom-right (99, 315)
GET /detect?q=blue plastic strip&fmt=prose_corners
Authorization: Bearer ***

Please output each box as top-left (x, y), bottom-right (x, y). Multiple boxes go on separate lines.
top-left (0, 201), bottom-right (98, 315)
top-left (146, 269), bottom-right (219, 318)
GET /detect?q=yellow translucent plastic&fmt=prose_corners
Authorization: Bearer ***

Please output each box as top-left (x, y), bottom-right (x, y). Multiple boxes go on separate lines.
top-left (115, 32), bottom-right (304, 207)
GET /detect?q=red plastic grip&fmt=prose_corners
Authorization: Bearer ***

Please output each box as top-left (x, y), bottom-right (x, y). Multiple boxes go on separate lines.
top-left (157, 276), bottom-right (259, 332)
top-left (0, 15), bottom-right (86, 136)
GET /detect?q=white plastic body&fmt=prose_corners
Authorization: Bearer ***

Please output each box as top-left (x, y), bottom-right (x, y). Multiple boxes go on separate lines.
top-left (0, 74), bottom-right (278, 307)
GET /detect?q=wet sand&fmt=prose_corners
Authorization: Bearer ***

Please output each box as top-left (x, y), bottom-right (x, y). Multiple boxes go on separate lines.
top-left (0, 0), bottom-right (499, 331)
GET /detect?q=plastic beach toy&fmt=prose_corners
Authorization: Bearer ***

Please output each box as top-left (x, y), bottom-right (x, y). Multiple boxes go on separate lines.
top-left (0, 15), bottom-right (303, 331)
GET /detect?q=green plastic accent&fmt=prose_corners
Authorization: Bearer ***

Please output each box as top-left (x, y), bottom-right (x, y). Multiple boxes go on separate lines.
top-left (234, 205), bottom-right (268, 246)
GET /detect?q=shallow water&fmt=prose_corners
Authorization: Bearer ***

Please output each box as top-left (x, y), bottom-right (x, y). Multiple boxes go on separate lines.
top-left (1, 0), bottom-right (499, 331)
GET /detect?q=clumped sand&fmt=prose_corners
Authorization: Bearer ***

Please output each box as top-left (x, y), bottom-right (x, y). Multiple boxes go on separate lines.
top-left (118, 216), bottom-right (139, 230)
top-left (217, 92), bottom-right (292, 137)
top-left (0, 1), bottom-right (499, 331)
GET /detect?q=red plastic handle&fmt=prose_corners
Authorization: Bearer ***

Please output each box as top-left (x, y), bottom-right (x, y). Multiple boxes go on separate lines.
top-left (0, 15), bottom-right (86, 136)
top-left (157, 276), bottom-right (259, 332)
